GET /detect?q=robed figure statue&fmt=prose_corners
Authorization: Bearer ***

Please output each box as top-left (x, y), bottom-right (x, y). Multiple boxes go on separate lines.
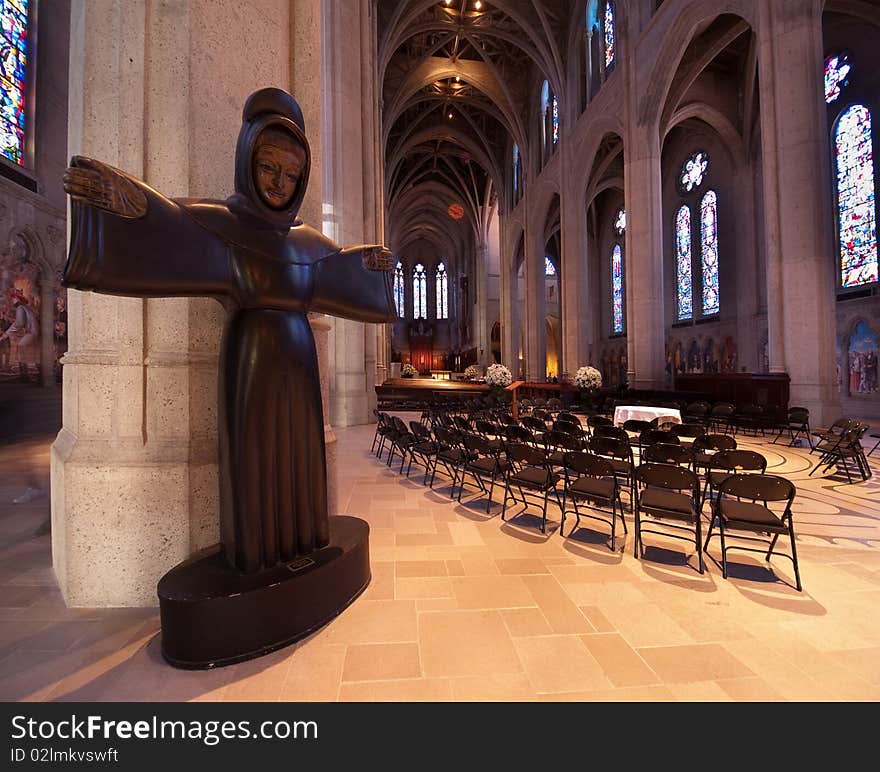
top-left (62, 88), bottom-right (396, 667)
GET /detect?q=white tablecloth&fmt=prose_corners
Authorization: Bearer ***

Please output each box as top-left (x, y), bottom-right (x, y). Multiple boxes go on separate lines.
top-left (613, 405), bottom-right (682, 427)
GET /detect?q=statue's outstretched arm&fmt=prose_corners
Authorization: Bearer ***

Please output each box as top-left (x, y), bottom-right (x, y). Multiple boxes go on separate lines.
top-left (63, 156), bottom-right (148, 219)
top-left (311, 244), bottom-right (396, 323)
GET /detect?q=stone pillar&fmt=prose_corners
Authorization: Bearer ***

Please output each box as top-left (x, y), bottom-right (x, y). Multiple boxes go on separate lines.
top-left (523, 221), bottom-right (546, 381)
top-left (52, 0), bottom-right (339, 607)
top-left (623, 123), bottom-right (666, 389)
top-left (757, 0), bottom-right (839, 425)
top-left (560, 166), bottom-right (589, 377)
top-left (734, 163), bottom-right (760, 373)
top-left (322, 0), bottom-right (380, 427)
top-left (499, 222), bottom-right (519, 373)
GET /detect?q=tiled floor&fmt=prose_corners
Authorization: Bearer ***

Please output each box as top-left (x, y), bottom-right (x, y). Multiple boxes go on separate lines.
top-left (2, 413), bottom-right (880, 702)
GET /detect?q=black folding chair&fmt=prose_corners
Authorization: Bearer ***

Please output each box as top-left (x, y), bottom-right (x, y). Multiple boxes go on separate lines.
top-left (501, 442), bottom-right (563, 534)
top-left (562, 451), bottom-right (627, 551)
top-left (633, 463), bottom-right (704, 574)
top-left (457, 433), bottom-right (509, 513)
top-left (704, 473), bottom-right (801, 591)
top-left (702, 449), bottom-right (767, 510)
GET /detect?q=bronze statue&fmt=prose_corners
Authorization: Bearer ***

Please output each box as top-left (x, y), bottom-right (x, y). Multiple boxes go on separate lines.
top-left (63, 87), bottom-right (395, 666)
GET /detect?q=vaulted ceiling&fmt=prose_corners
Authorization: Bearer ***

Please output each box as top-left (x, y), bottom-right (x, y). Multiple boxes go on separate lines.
top-left (378, 0), bottom-right (571, 258)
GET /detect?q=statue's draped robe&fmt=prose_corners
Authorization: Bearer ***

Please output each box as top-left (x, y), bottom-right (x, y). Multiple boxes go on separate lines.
top-left (64, 181), bottom-right (394, 573)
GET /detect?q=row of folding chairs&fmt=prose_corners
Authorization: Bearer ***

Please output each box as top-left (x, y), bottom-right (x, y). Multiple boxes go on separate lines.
top-left (369, 411), bottom-right (800, 590)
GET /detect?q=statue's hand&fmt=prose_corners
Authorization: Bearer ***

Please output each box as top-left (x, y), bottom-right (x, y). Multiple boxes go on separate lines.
top-left (63, 156), bottom-right (148, 219)
top-left (362, 245), bottom-right (394, 271)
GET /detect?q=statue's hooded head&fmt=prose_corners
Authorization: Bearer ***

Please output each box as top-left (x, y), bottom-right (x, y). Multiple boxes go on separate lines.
top-left (233, 87), bottom-right (311, 229)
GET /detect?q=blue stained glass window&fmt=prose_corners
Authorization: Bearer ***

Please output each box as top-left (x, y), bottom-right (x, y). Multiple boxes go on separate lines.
top-left (513, 144), bottom-right (520, 198)
top-left (679, 151), bottom-right (708, 193)
top-left (413, 263), bottom-right (427, 319)
top-left (675, 205), bottom-right (693, 320)
top-left (545, 257), bottom-right (556, 276)
top-left (824, 54), bottom-right (851, 104)
top-left (435, 262), bottom-right (448, 319)
top-left (835, 105), bottom-right (878, 288)
top-left (552, 95), bottom-right (559, 144)
top-left (393, 261), bottom-right (405, 318)
top-left (612, 244), bottom-right (623, 334)
top-left (700, 190), bottom-right (720, 315)
top-left (604, 1), bottom-right (615, 68)
top-left (0, 0), bottom-right (28, 166)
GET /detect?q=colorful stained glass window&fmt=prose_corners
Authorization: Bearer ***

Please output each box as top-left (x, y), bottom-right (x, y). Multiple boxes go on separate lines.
top-left (835, 105), bottom-right (878, 288)
top-left (435, 262), bottom-right (448, 319)
top-left (413, 263), bottom-right (427, 319)
top-left (0, 0), bottom-right (28, 166)
top-left (545, 257), bottom-right (556, 276)
top-left (393, 261), bottom-right (405, 318)
top-left (679, 151), bottom-right (708, 193)
top-left (614, 207), bottom-right (626, 236)
top-left (675, 205), bottom-right (693, 320)
top-left (604, 1), bottom-right (615, 68)
top-left (612, 244), bottom-right (624, 334)
top-left (824, 54), bottom-right (851, 104)
top-left (552, 95), bottom-right (559, 144)
top-left (700, 190), bottom-right (720, 315)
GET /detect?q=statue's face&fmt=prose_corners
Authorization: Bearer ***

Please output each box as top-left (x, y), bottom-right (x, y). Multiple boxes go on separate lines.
top-left (253, 138), bottom-right (306, 210)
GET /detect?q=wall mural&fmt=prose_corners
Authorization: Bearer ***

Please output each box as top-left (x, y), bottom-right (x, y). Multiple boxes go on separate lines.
top-left (847, 320), bottom-right (878, 395)
top-left (0, 250), bottom-right (40, 382)
top-left (0, 245), bottom-right (66, 383)
top-left (665, 335), bottom-right (737, 379)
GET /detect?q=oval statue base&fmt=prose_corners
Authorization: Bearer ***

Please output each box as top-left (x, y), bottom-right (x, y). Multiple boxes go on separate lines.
top-left (157, 515), bottom-right (370, 669)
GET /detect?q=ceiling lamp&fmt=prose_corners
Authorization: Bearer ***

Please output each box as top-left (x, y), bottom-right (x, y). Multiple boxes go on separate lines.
top-left (448, 112), bottom-right (453, 119)
top-left (474, 1), bottom-right (483, 9)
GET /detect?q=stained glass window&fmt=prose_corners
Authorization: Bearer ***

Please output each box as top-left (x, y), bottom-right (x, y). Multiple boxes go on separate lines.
top-left (393, 261), bottom-right (405, 318)
top-left (604, 1), bottom-right (615, 68)
top-left (545, 257), bottom-right (556, 276)
top-left (552, 94), bottom-right (559, 144)
top-left (700, 190), bottom-right (720, 315)
top-left (675, 205), bottom-right (693, 320)
top-left (0, 0), bottom-right (28, 166)
top-left (435, 262), bottom-right (448, 319)
top-left (614, 207), bottom-right (626, 236)
top-left (679, 151), bottom-right (708, 193)
top-left (824, 54), bottom-right (851, 104)
top-left (612, 244), bottom-right (623, 334)
top-left (835, 105), bottom-right (878, 288)
top-left (413, 263), bottom-right (427, 319)
top-left (513, 144), bottom-right (520, 199)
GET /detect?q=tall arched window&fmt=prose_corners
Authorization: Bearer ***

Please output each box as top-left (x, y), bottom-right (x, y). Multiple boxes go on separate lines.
top-left (0, 0), bottom-right (29, 166)
top-left (552, 94), bottom-right (559, 144)
top-left (675, 151), bottom-right (719, 319)
top-left (435, 262), bottom-right (448, 319)
top-left (604, 1), bottom-right (616, 69)
top-left (611, 244), bottom-right (624, 334)
top-left (700, 190), bottom-right (720, 315)
top-left (835, 105), bottom-right (878, 288)
top-left (675, 205), bottom-right (693, 321)
top-left (513, 143), bottom-right (521, 202)
top-left (393, 260), bottom-right (405, 318)
top-left (413, 263), bottom-right (427, 319)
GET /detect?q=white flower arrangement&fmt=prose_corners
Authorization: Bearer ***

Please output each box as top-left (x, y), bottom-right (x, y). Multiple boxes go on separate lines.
top-left (401, 362), bottom-right (417, 377)
top-left (463, 364), bottom-right (481, 380)
top-left (485, 363), bottom-right (513, 388)
top-left (574, 365), bottom-right (602, 391)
